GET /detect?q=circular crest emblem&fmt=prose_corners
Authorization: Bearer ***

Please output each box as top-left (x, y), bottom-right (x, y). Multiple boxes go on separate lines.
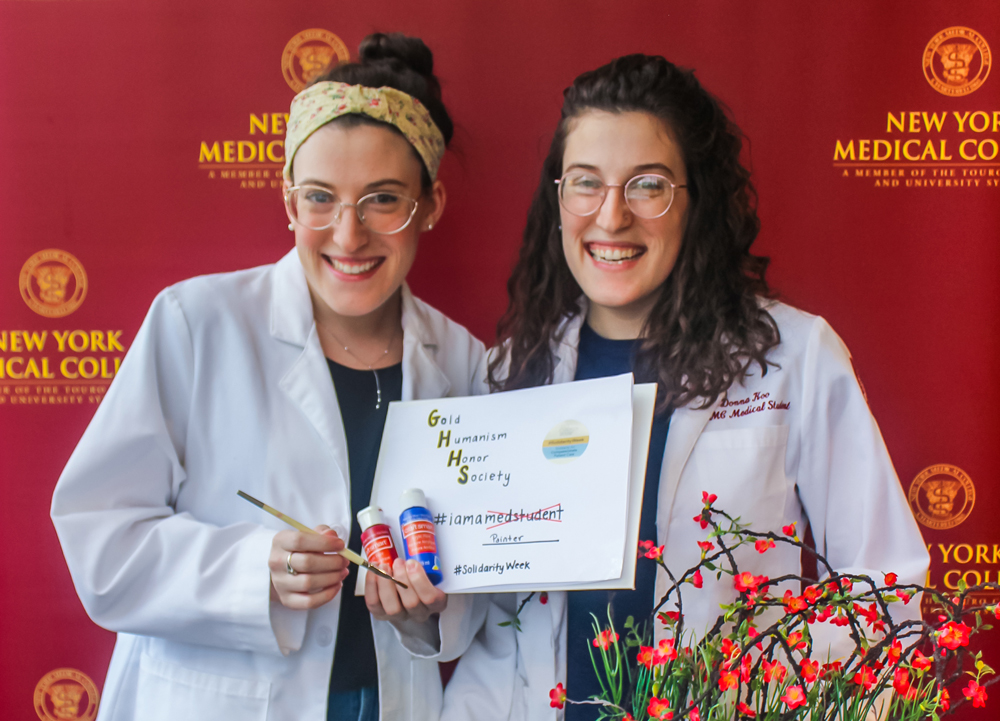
top-left (19, 249), bottom-right (88, 318)
top-left (908, 464), bottom-right (975, 530)
top-left (34, 668), bottom-right (100, 721)
top-left (923, 27), bottom-right (991, 96)
top-left (281, 29), bottom-right (350, 92)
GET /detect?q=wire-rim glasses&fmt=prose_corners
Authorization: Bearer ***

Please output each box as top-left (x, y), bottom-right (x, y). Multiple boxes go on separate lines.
top-left (554, 171), bottom-right (687, 219)
top-left (285, 184), bottom-right (420, 235)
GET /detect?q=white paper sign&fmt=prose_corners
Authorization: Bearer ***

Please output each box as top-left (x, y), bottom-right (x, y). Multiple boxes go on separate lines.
top-left (364, 373), bottom-right (645, 593)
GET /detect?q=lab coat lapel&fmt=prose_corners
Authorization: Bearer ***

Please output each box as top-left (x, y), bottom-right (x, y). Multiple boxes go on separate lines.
top-left (656, 396), bottom-right (722, 544)
top-left (400, 284), bottom-right (451, 401)
top-left (270, 250), bottom-right (351, 481)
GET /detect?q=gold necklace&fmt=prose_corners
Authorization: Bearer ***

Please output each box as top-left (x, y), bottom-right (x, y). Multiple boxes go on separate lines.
top-left (318, 323), bottom-right (398, 410)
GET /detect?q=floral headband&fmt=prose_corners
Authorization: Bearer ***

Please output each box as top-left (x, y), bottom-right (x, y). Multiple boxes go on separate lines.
top-left (283, 81), bottom-right (446, 183)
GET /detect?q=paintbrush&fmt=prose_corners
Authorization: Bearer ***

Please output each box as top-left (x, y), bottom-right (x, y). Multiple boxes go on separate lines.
top-left (237, 490), bottom-right (408, 589)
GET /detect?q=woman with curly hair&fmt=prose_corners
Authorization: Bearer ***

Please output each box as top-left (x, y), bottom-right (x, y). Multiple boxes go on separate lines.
top-left (441, 54), bottom-right (928, 721)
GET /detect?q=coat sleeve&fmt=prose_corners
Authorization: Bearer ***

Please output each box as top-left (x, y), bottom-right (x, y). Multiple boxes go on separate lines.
top-left (50, 288), bottom-right (287, 656)
top-left (794, 316), bottom-right (929, 660)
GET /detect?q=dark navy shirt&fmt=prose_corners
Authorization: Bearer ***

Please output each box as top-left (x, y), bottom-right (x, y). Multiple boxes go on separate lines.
top-left (565, 324), bottom-right (671, 720)
top-left (326, 360), bottom-right (403, 693)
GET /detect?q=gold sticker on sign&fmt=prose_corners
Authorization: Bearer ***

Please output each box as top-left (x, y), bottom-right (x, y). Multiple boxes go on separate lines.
top-left (281, 29), bottom-right (350, 92)
top-left (19, 249), bottom-right (88, 318)
top-left (908, 464), bottom-right (975, 530)
top-left (923, 27), bottom-right (991, 96)
top-left (34, 668), bottom-right (100, 720)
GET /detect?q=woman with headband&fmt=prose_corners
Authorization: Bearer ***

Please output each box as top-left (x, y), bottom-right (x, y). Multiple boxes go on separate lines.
top-left (51, 33), bottom-right (484, 721)
top-left (442, 54), bottom-right (928, 721)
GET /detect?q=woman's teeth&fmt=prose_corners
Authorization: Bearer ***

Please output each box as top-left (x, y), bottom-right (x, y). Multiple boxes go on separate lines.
top-left (330, 258), bottom-right (380, 274)
top-left (589, 246), bottom-right (642, 263)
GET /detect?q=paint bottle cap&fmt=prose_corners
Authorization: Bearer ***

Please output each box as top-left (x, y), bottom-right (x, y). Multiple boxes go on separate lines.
top-left (357, 506), bottom-right (386, 531)
top-left (400, 488), bottom-right (427, 511)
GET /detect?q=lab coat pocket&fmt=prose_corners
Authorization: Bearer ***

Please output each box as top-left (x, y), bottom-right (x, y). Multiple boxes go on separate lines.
top-left (683, 425), bottom-right (790, 530)
top-left (136, 652), bottom-right (270, 720)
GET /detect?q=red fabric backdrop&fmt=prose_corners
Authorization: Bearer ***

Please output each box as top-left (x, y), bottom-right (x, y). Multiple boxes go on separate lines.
top-left (1, 1), bottom-right (997, 718)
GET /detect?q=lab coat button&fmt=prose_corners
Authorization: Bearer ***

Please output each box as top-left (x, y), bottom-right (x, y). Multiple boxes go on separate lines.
top-left (317, 625), bottom-right (334, 646)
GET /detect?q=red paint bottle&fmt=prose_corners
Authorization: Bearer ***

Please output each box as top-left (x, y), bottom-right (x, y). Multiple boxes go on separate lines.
top-left (357, 506), bottom-right (399, 569)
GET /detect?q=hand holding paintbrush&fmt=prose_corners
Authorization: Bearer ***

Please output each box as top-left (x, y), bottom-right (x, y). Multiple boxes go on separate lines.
top-left (239, 491), bottom-right (407, 612)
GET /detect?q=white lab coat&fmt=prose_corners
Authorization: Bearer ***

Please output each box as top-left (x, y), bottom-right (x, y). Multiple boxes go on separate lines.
top-left (51, 249), bottom-right (489, 721)
top-left (442, 300), bottom-right (930, 721)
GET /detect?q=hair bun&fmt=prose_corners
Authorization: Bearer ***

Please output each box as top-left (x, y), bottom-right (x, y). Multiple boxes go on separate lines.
top-left (359, 33), bottom-right (434, 79)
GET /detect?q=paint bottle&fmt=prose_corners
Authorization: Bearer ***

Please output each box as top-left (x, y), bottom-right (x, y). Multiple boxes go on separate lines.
top-left (398, 488), bottom-right (443, 585)
top-left (357, 506), bottom-right (399, 569)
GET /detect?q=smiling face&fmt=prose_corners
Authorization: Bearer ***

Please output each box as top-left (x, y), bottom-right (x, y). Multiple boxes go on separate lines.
top-left (287, 121), bottom-right (444, 323)
top-left (560, 110), bottom-right (689, 337)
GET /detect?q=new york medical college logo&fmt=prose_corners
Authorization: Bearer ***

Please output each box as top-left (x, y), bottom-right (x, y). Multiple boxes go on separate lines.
top-left (923, 27), bottom-right (991, 96)
top-left (281, 28), bottom-right (351, 92)
top-left (198, 29), bottom-right (350, 190)
top-left (34, 668), bottom-right (100, 720)
top-left (908, 464), bottom-right (976, 530)
top-left (19, 249), bottom-right (87, 318)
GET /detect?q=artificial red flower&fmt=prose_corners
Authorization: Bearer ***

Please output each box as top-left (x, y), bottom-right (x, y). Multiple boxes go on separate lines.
top-left (897, 590), bottom-right (912, 604)
top-left (939, 688), bottom-right (950, 711)
top-left (655, 639), bottom-right (678, 664)
top-left (839, 577), bottom-right (854, 593)
top-left (893, 667), bottom-right (911, 696)
top-left (786, 632), bottom-right (807, 651)
top-left (740, 653), bottom-right (753, 683)
top-left (638, 540), bottom-right (654, 558)
top-left (964, 680), bottom-right (988, 708)
top-left (886, 640), bottom-right (902, 664)
top-left (592, 629), bottom-right (619, 650)
top-left (763, 659), bottom-right (787, 683)
top-left (800, 659), bottom-right (819, 683)
top-left (803, 585), bottom-right (823, 603)
top-left (701, 491), bottom-right (717, 505)
top-left (645, 545), bottom-right (665, 561)
top-left (697, 541), bottom-right (714, 554)
top-left (937, 621), bottom-right (971, 650)
top-left (720, 638), bottom-right (738, 662)
top-left (736, 702), bottom-right (756, 718)
top-left (746, 626), bottom-right (763, 650)
top-left (623, 715), bottom-right (635, 721)
top-left (853, 602), bottom-right (879, 627)
top-left (820, 661), bottom-right (843, 679)
top-left (718, 669), bottom-right (739, 691)
top-left (549, 684), bottom-right (566, 709)
top-left (691, 570), bottom-right (704, 588)
top-left (540, 592), bottom-right (549, 605)
top-left (754, 538), bottom-right (775, 554)
top-left (783, 590), bottom-right (807, 614)
top-left (647, 697), bottom-right (673, 720)
top-left (853, 665), bottom-right (876, 691)
top-left (658, 611), bottom-right (680, 625)
top-left (638, 646), bottom-right (655, 669)
top-left (693, 513), bottom-right (708, 530)
top-left (782, 522), bottom-right (797, 536)
top-left (815, 605), bottom-right (834, 623)
top-left (910, 650), bottom-right (933, 671)
top-left (781, 685), bottom-right (808, 710)
top-left (688, 709), bottom-right (700, 721)
top-left (831, 613), bottom-right (850, 627)
top-left (884, 572), bottom-right (898, 585)
top-left (734, 572), bottom-right (767, 592)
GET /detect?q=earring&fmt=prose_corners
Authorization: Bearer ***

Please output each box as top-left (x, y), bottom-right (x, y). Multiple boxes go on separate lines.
top-left (427, 223), bottom-right (434, 231)
top-left (288, 223), bottom-right (294, 231)
top-left (558, 224), bottom-right (562, 230)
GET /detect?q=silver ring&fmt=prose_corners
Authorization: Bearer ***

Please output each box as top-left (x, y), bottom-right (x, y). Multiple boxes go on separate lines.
top-left (286, 552), bottom-right (298, 576)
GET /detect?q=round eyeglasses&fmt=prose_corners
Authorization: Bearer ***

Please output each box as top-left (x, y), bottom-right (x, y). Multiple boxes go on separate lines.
top-left (555, 171), bottom-right (687, 219)
top-left (284, 185), bottom-right (420, 235)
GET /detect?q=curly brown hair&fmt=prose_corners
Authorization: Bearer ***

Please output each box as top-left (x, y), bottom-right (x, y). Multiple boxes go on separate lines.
top-left (488, 54), bottom-right (780, 412)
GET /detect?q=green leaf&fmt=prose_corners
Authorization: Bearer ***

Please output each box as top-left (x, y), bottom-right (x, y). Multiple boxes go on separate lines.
top-left (624, 616), bottom-right (635, 629)
top-left (958, 577), bottom-right (968, 593)
top-left (498, 621), bottom-right (511, 627)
